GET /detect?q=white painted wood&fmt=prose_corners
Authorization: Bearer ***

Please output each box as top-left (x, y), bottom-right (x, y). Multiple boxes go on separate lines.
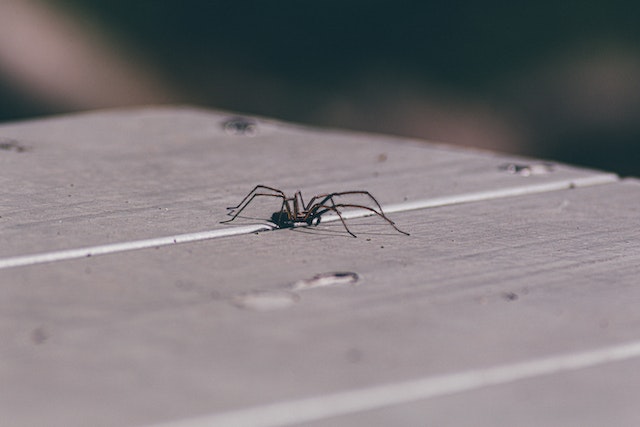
top-left (0, 107), bottom-right (615, 258)
top-left (1, 108), bottom-right (638, 427)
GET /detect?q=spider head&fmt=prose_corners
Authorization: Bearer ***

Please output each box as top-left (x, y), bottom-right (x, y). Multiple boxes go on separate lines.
top-left (270, 211), bottom-right (294, 228)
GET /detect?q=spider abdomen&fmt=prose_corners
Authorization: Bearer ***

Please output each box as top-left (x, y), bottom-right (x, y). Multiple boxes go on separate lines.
top-left (270, 211), bottom-right (295, 228)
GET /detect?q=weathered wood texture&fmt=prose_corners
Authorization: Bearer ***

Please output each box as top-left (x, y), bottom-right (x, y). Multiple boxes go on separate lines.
top-left (1, 107), bottom-right (639, 427)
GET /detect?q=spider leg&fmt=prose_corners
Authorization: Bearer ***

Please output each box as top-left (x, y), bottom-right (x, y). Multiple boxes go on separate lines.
top-left (311, 204), bottom-right (357, 237)
top-left (302, 194), bottom-right (333, 226)
top-left (277, 198), bottom-right (296, 225)
top-left (331, 191), bottom-right (389, 217)
top-left (226, 185), bottom-right (285, 210)
top-left (308, 191), bottom-right (389, 221)
top-left (220, 192), bottom-right (286, 223)
top-left (304, 193), bottom-right (336, 211)
top-left (314, 203), bottom-right (409, 235)
top-left (295, 191), bottom-right (305, 212)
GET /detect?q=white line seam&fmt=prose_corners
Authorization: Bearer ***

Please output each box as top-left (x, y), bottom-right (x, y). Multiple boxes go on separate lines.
top-left (0, 224), bottom-right (274, 269)
top-left (146, 339), bottom-right (640, 427)
top-left (0, 174), bottom-right (618, 270)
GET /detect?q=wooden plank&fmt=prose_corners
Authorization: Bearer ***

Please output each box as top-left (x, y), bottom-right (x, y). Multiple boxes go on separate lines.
top-left (0, 107), bottom-right (635, 426)
top-left (299, 359), bottom-right (640, 427)
top-left (2, 164), bottom-right (640, 427)
top-left (0, 107), bottom-right (616, 260)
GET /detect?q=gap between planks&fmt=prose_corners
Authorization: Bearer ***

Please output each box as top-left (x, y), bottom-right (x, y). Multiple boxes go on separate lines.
top-left (0, 174), bottom-right (618, 270)
top-left (147, 339), bottom-right (640, 427)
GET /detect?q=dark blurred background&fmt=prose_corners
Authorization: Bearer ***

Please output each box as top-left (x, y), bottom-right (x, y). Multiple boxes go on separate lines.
top-left (1, 0), bottom-right (639, 175)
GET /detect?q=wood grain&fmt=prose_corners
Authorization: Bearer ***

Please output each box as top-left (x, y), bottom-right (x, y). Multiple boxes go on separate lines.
top-left (1, 107), bottom-right (637, 427)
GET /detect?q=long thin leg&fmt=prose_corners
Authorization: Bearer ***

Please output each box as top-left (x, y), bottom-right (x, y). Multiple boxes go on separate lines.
top-left (221, 193), bottom-right (286, 223)
top-left (307, 191), bottom-right (388, 222)
top-left (314, 202), bottom-right (409, 235)
top-left (336, 203), bottom-right (409, 235)
top-left (295, 191), bottom-right (305, 213)
top-left (281, 198), bottom-right (295, 223)
top-left (304, 193), bottom-right (329, 212)
top-left (311, 204), bottom-right (356, 237)
top-left (226, 185), bottom-right (285, 210)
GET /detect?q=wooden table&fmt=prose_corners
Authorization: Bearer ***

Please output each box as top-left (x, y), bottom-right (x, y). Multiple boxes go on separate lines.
top-left (1, 107), bottom-right (639, 426)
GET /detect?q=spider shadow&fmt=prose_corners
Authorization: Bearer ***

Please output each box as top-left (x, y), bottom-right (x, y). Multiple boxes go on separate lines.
top-left (287, 221), bottom-right (402, 238)
top-left (220, 214), bottom-right (398, 238)
top-left (220, 213), bottom-right (267, 223)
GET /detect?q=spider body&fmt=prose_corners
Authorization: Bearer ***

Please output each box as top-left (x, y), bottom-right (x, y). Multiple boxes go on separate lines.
top-left (270, 210), bottom-right (315, 228)
top-left (221, 185), bottom-right (408, 237)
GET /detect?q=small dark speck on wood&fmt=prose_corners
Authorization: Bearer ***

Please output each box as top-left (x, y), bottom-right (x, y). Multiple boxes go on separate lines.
top-left (502, 292), bottom-right (519, 301)
top-left (499, 162), bottom-right (555, 176)
top-left (0, 139), bottom-right (28, 153)
top-left (31, 327), bottom-right (49, 344)
top-left (346, 347), bottom-right (364, 363)
top-left (223, 117), bottom-right (258, 136)
top-left (292, 271), bottom-right (360, 291)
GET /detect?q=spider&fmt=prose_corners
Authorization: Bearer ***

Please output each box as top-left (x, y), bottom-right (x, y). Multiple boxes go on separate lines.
top-left (221, 185), bottom-right (409, 237)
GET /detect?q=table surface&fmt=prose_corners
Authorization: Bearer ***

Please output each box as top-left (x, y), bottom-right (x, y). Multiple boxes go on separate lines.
top-left (1, 107), bottom-right (639, 427)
